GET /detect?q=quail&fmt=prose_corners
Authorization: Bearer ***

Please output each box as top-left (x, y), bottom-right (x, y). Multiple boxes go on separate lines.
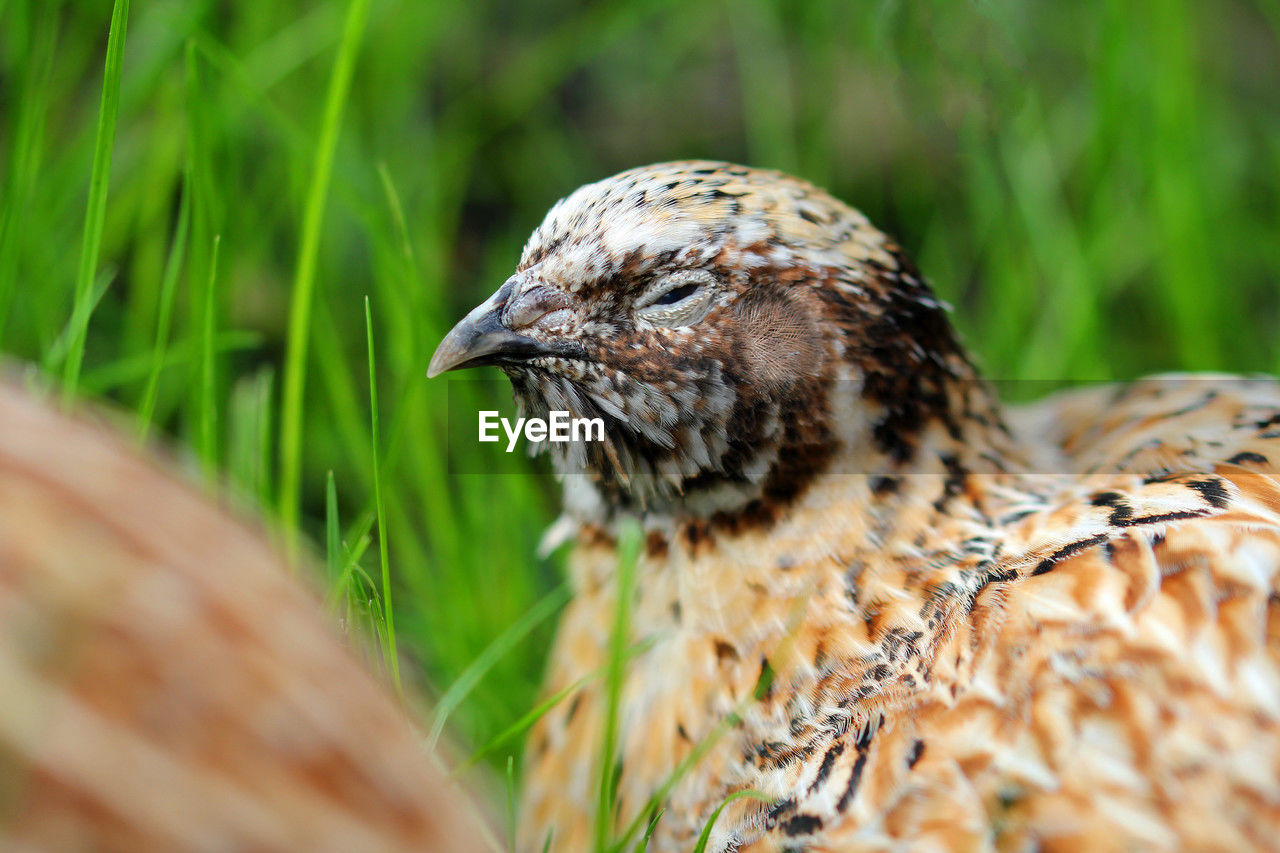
top-left (430, 162), bottom-right (1280, 851)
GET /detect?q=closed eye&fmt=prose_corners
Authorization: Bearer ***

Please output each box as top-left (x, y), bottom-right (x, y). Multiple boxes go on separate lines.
top-left (634, 269), bottom-right (718, 328)
top-left (652, 282), bottom-right (700, 306)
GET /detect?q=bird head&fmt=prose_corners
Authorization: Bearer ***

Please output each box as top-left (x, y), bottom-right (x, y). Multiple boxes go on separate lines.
top-left (429, 162), bottom-right (976, 520)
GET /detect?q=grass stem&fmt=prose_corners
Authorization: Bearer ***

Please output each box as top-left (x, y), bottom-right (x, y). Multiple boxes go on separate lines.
top-left (62, 0), bottom-right (130, 403)
top-left (278, 0), bottom-right (373, 554)
top-left (366, 296), bottom-right (400, 692)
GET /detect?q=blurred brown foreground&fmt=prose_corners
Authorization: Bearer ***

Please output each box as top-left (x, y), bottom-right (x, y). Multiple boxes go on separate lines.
top-left (0, 377), bottom-right (489, 851)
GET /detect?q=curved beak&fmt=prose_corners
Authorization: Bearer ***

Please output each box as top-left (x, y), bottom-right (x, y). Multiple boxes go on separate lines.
top-left (428, 278), bottom-right (578, 377)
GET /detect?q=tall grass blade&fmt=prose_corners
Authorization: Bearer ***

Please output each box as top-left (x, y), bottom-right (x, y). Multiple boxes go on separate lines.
top-left (691, 790), bottom-right (771, 853)
top-left (462, 675), bottom-right (591, 773)
top-left (137, 172), bottom-right (191, 441)
top-left (595, 520), bottom-right (642, 851)
top-left (366, 296), bottom-right (400, 691)
top-left (253, 369), bottom-right (275, 508)
top-left (428, 583), bottom-right (571, 749)
top-left (506, 755), bottom-right (518, 853)
top-left (226, 366), bottom-right (275, 508)
top-left (198, 233), bottom-right (220, 481)
top-left (277, 0), bottom-right (373, 552)
top-left (62, 0), bottom-right (130, 403)
top-left (610, 592), bottom-right (813, 851)
top-left (460, 638), bottom-right (656, 773)
top-left (325, 470), bottom-right (341, 582)
top-left (43, 271), bottom-right (115, 374)
top-left (324, 511), bottom-right (375, 612)
top-left (609, 708), bottom-right (738, 852)
top-left (633, 808), bottom-right (664, 853)
top-left (87, 332), bottom-right (258, 395)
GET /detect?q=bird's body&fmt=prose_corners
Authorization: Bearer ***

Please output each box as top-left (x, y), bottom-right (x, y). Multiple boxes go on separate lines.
top-left (526, 378), bottom-right (1280, 851)
top-left (429, 162), bottom-right (1280, 850)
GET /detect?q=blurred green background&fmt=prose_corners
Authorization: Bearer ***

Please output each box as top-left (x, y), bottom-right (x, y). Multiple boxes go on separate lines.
top-left (2, 0), bottom-right (1278, 782)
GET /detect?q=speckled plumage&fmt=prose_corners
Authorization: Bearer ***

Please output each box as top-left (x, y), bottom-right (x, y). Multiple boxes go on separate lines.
top-left (432, 162), bottom-right (1280, 851)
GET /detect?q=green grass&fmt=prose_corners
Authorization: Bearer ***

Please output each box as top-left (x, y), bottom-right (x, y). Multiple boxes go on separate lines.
top-left (278, 0), bottom-right (373, 556)
top-left (61, 0), bottom-right (128, 402)
top-left (2, 0), bottom-right (1279, 846)
top-left (691, 790), bottom-right (772, 853)
top-left (595, 521), bottom-right (641, 850)
top-left (136, 168), bottom-right (189, 440)
top-left (365, 294), bottom-right (399, 691)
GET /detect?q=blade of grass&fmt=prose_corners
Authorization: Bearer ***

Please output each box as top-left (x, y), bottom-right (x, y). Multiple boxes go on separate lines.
top-left (42, 270), bottom-right (115, 373)
top-left (376, 162), bottom-right (416, 270)
top-left (88, 330), bottom-right (259, 394)
top-left (63, 0), bottom-right (130, 403)
top-left (278, 0), bottom-right (373, 554)
top-left (253, 368), bottom-right (275, 508)
top-left (458, 637), bottom-right (656, 774)
top-left (366, 296), bottom-right (399, 692)
top-left (610, 589), bottom-right (816, 851)
top-left (183, 38), bottom-right (219, 422)
top-left (633, 808), bottom-right (664, 853)
top-left (137, 170), bottom-right (191, 441)
top-left (189, 32), bottom-right (309, 154)
top-left (324, 510), bottom-right (375, 611)
top-left (506, 755), bottom-right (518, 853)
top-left (595, 520), bottom-right (643, 851)
top-left (691, 790), bottom-right (771, 853)
top-left (325, 469), bottom-right (341, 581)
top-left (427, 583), bottom-right (571, 749)
top-left (1148, 0), bottom-right (1223, 368)
top-left (199, 233), bottom-right (220, 481)
top-left (226, 367), bottom-right (276, 510)
top-left (608, 706), bottom-right (740, 852)
top-left (460, 675), bottom-right (591, 774)
top-left (352, 562), bottom-right (388, 646)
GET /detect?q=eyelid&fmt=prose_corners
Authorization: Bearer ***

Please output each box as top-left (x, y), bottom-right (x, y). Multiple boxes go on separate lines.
top-left (635, 270), bottom-right (718, 327)
top-left (635, 270), bottom-right (715, 310)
